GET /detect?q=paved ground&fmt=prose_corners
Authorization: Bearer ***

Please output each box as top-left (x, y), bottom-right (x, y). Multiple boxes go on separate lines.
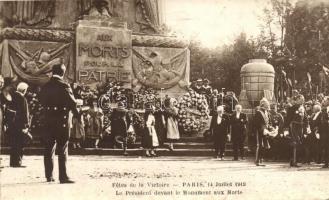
top-left (0, 155), bottom-right (329, 200)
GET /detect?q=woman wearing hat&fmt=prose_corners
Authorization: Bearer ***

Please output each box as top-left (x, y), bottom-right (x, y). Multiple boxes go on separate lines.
top-left (165, 98), bottom-right (180, 151)
top-left (142, 103), bottom-right (159, 157)
top-left (85, 98), bottom-right (104, 148)
top-left (70, 99), bottom-right (85, 149)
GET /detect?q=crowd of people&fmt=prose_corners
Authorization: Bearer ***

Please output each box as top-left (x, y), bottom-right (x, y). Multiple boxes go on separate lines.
top-left (0, 62), bottom-right (328, 184)
top-left (251, 93), bottom-right (329, 168)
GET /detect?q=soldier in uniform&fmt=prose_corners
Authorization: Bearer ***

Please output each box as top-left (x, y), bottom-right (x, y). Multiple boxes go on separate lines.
top-left (284, 94), bottom-right (309, 167)
top-left (269, 103), bottom-right (284, 160)
top-left (39, 63), bottom-right (78, 183)
top-left (230, 104), bottom-right (248, 161)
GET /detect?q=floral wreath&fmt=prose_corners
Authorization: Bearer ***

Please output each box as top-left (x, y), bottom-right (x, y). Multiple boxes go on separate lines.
top-left (177, 89), bottom-right (210, 133)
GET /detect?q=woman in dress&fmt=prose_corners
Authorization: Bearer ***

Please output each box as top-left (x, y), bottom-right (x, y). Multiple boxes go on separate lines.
top-left (142, 104), bottom-right (159, 157)
top-left (85, 98), bottom-right (104, 148)
top-left (154, 100), bottom-right (166, 147)
top-left (165, 98), bottom-right (180, 151)
top-left (70, 99), bottom-right (85, 149)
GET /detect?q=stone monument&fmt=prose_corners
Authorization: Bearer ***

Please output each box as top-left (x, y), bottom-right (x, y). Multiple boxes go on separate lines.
top-left (0, 0), bottom-right (189, 97)
top-left (76, 18), bottom-right (132, 88)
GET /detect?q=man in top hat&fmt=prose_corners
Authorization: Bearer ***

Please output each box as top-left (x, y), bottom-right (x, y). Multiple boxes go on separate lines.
top-left (230, 104), bottom-right (248, 161)
top-left (39, 63), bottom-right (78, 183)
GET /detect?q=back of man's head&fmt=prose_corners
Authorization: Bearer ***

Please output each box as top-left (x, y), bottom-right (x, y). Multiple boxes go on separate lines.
top-left (52, 63), bottom-right (66, 77)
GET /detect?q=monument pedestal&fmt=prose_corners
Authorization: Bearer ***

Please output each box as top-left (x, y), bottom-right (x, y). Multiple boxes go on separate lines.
top-left (75, 18), bottom-right (132, 88)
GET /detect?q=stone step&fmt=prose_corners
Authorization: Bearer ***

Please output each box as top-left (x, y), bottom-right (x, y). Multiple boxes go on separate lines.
top-left (10, 137), bottom-right (234, 149)
top-left (7, 141), bottom-right (233, 149)
top-left (163, 142), bottom-right (213, 149)
top-left (0, 146), bottom-right (251, 157)
top-left (131, 142), bottom-right (234, 149)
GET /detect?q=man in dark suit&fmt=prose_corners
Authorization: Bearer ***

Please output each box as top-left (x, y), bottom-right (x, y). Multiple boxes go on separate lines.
top-left (110, 102), bottom-right (131, 156)
top-left (230, 104), bottom-right (247, 161)
top-left (319, 96), bottom-right (329, 168)
top-left (9, 82), bottom-right (30, 167)
top-left (39, 63), bottom-right (78, 183)
top-left (305, 104), bottom-right (321, 164)
top-left (210, 105), bottom-right (230, 160)
top-left (283, 94), bottom-right (309, 167)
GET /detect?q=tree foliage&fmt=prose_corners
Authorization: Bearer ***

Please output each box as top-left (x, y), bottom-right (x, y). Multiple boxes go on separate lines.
top-left (189, 0), bottom-right (329, 97)
top-left (189, 33), bottom-right (268, 94)
top-left (284, 0), bottom-right (329, 94)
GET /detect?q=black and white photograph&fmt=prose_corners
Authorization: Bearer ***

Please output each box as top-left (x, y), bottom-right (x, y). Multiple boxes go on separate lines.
top-left (0, 0), bottom-right (329, 199)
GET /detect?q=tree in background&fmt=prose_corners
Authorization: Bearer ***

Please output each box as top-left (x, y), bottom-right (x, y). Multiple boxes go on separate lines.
top-left (189, 33), bottom-right (268, 94)
top-left (285, 0), bottom-right (329, 95)
top-left (189, 0), bottom-right (329, 99)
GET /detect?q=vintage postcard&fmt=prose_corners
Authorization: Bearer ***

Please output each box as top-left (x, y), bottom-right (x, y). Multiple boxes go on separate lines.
top-left (0, 0), bottom-right (329, 199)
